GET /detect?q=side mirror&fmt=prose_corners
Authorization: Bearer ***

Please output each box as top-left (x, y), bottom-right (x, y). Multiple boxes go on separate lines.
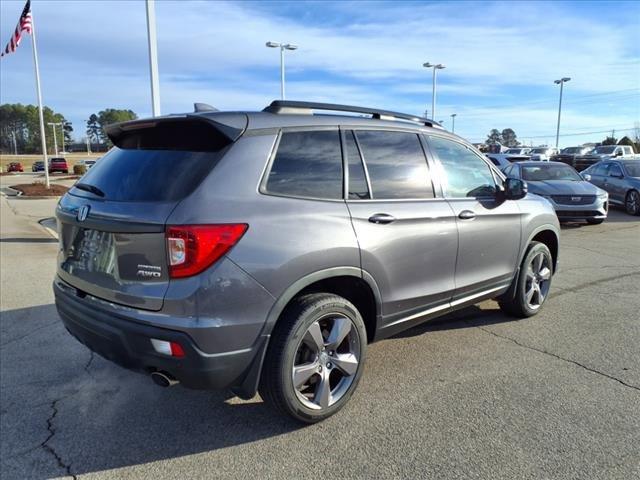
top-left (581, 173), bottom-right (592, 181)
top-left (615, 151), bottom-right (623, 157)
top-left (503, 177), bottom-right (528, 200)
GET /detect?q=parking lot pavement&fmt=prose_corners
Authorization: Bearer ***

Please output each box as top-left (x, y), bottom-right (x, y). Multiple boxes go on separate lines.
top-left (1, 196), bottom-right (639, 480)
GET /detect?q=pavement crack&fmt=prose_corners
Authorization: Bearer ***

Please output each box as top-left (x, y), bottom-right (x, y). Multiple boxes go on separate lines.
top-left (41, 399), bottom-right (77, 480)
top-left (550, 271), bottom-right (640, 299)
top-left (84, 350), bottom-right (95, 378)
top-left (0, 321), bottom-right (58, 347)
top-left (473, 324), bottom-right (640, 393)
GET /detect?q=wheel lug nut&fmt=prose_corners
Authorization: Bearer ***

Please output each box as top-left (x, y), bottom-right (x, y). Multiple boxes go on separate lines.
top-left (327, 362), bottom-right (332, 368)
top-left (318, 366), bottom-right (322, 372)
top-left (329, 350), bottom-right (334, 355)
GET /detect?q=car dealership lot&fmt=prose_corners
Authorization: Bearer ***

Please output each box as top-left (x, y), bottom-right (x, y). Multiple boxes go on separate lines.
top-left (1, 195), bottom-right (638, 479)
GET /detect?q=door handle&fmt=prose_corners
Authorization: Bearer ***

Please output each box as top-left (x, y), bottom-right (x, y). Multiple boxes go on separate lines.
top-left (368, 213), bottom-right (396, 224)
top-left (458, 210), bottom-right (476, 220)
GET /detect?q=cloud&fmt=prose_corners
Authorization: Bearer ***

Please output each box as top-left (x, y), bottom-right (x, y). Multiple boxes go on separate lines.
top-left (1, 0), bottom-right (638, 146)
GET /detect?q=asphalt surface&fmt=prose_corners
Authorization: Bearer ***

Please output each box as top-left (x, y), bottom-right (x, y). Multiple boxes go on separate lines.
top-left (1, 189), bottom-right (639, 480)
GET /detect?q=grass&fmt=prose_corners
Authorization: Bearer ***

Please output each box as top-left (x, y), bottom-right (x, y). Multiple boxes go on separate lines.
top-left (1, 153), bottom-right (103, 171)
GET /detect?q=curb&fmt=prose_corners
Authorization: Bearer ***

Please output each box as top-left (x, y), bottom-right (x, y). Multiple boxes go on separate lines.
top-left (5, 185), bottom-right (63, 200)
top-left (39, 217), bottom-right (59, 239)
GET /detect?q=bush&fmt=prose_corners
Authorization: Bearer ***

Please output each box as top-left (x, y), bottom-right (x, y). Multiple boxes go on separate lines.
top-left (73, 164), bottom-right (86, 175)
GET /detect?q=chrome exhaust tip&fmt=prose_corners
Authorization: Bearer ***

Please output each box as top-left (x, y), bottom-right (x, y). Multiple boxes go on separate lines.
top-left (151, 371), bottom-right (179, 388)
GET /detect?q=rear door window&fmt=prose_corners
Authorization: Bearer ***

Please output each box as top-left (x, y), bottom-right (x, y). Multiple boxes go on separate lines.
top-left (428, 136), bottom-right (497, 198)
top-left (265, 130), bottom-right (343, 199)
top-left (355, 130), bottom-right (434, 199)
top-left (74, 148), bottom-right (223, 202)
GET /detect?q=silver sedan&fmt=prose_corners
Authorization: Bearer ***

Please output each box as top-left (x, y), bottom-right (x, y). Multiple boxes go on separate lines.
top-left (503, 161), bottom-right (608, 224)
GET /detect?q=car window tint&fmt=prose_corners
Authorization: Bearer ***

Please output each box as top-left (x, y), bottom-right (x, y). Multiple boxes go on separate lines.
top-left (355, 130), bottom-right (433, 199)
top-left (428, 136), bottom-right (497, 198)
top-left (609, 164), bottom-right (623, 177)
top-left (504, 165), bottom-right (516, 177)
top-left (345, 131), bottom-right (370, 200)
top-left (76, 148), bottom-right (222, 202)
top-left (266, 130), bottom-right (343, 199)
top-left (592, 163), bottom-right (608, 176)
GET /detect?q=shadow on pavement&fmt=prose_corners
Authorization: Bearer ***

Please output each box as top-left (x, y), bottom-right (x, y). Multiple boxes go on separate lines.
top-left (0, 237), bottom-right (58, 243)
top-left (0, 301), bottom-right (516, 477)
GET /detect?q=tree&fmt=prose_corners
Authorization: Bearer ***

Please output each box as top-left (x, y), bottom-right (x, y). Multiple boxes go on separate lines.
top-left (0, 103), bottom-right (72, 154)
top-left (86, 114), bottom-right (101, 144)
top-left (63, 121), bottom-right (73, 147)
top-left (501, 128), bottom-right (520, 147)
top-left (86, 109), bottom-right (138, 147)
top-left (601, 136), bottom-right (617, 146)
top-left (617, 136), bottom-right (636, 153)
top-left (485, 129), bottom-right (502, 145)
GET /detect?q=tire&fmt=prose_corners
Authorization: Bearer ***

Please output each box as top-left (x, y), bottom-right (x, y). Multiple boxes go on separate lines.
top-left (499, 241), bottom-right (553, 318)
top-left (587, 218), bottom-right (605, 225)
top-left (625, 190), bottom-right (640, 216)
top-left (259, 293), bottom-right (367, 423)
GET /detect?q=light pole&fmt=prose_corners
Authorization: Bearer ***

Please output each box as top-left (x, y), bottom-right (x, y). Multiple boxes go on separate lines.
top-left (47, 122), bottom-right (62, 156)
top-left (423, 62), bottom-right (445, 119)
top-left (266, 41), bottom-right (298, 100)
top-left (450, 113), bottom-right (457, 133)
top-left (11, 131), bottom-right (18, 155)
top-left (554, 77), bottom-right (570, 148)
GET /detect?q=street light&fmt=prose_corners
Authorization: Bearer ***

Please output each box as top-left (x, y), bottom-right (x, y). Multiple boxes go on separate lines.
top-left (423, 62), bottom-right (445, 119)
top-left (450, 113), bottom-right (457, 133)
top-left (47, 122), bottom-right (63, 156)
top-left (554, 77), bottom-right (571, 148)
top-left (266, 41), bottom-right (298, 100)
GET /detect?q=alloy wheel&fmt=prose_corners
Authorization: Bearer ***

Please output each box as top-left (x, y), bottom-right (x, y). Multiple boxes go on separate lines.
top-left (626, 191), bottom-right (639, 215)
top-left (524, 252), bottom-right (552, 310)
top-left (292, 314), bottom-right (361, 410)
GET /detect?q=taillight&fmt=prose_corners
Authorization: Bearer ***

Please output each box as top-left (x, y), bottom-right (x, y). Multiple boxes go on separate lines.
top-left (165, 224), bottom-right (248, 278)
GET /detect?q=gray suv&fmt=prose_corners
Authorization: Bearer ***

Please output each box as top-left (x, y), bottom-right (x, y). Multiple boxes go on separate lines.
top-left (54, 101), bottom-right (560, 423)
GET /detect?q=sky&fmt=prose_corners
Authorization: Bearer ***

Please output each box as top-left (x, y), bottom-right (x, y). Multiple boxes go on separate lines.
top-left (1, 0), bottom-right (639, 147)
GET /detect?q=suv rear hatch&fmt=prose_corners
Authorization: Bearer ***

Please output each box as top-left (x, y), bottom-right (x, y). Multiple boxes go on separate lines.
top-left (56, 114), bottom-right (246, 311)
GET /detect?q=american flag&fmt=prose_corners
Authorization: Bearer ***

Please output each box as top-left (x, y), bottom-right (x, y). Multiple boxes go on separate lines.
top-left (1, 0), bottom-right (33, 58)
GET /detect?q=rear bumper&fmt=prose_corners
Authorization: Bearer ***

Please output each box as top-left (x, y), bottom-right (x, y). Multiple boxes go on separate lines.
top-left (54, 277), bottom-right (266, 390)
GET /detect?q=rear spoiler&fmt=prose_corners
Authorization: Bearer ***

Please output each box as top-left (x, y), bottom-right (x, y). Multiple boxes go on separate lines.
top-left (105, 114), bottom-right (247, 151)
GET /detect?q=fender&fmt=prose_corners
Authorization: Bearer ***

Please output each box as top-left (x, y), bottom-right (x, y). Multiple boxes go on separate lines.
top-left (232, 267), bottom-right (383, 399)
top-left (521, 223), bottom-right (560, 270)
top-left (263, 266), bottom-right (382, 333)
top-left (499, 223), bottom-right (560, 303)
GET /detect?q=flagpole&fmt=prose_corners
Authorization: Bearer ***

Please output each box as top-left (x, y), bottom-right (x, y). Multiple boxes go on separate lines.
top-left (145, 0), bottom-right (161, 117)
top-left (29, 12), bottom-right (50, 188)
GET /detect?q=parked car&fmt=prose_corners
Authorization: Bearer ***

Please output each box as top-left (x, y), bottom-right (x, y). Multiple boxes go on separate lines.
top-left (32, 161), bottom-right (45, 172)
top-left (7, 162), bottom-right (24, 173)
top-left (582, 160), bottom-right (640, 216)
top-left (504, 147), bottom-right (531, 155)
top-left (48, 157), bottom-right (69, 173)
top-left (528, 147), bottom-right (558, 162)
top-left (54, 100), bottom-right (560, 423)
top-left (574, 145), bottom-right (636, 171)
top-left (504, 161), bottom-right (608, 224)
top-left (76, 159), bottom-right (97, 169)
top-left (486, 151), bottom-right (530, 172)
top-left (551, 146), bottom-right (591, 168)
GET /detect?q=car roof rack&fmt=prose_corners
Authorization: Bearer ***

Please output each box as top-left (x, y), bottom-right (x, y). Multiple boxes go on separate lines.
top-left (263, 100), bottom-right (443, 129)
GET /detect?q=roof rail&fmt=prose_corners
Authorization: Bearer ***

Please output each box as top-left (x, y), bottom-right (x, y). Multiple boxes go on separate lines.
top-left (263, 100), bottom-right (442, 128)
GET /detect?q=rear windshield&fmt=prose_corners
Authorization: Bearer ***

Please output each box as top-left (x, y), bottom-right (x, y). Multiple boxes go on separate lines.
top-left (72, 147), bottom-right (223, 202)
